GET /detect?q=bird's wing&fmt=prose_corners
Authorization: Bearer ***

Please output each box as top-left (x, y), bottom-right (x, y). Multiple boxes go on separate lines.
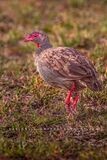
top-left (39, 47), bottom-right (98, 81)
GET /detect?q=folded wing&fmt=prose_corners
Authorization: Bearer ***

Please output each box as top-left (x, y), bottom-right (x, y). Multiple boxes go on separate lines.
top-left (39, 47), bottom-right (102, 91)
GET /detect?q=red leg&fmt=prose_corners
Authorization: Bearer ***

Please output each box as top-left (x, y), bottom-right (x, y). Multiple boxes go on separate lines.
top-left (72, 94), bottom-right (79, 111)
top-left (65, 91), bottom-right (72, 105)
top-left (65, 83), bottom-right (76, 104)
top-left (65, 83), bottom-right (76, 112)
top-left (65, 91), bottom-right (73, 112)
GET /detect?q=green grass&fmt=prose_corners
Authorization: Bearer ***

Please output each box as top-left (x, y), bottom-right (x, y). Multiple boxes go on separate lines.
top-left (0, 0), bottom-right (107, 159)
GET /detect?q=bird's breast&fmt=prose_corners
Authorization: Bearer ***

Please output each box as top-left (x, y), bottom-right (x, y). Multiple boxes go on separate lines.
top-left (36, 61), bottom-right (54, 83)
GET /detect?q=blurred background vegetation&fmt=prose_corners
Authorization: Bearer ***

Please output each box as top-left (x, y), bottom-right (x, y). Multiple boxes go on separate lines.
top-left (0, 0), bottom-right (107, 159)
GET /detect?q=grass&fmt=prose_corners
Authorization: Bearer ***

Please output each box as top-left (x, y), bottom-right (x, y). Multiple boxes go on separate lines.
top-left (0, 0), bottom-right (107, 159)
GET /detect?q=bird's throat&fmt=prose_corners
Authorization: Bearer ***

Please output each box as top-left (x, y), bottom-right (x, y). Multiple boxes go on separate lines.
top-left (35, 42), bottom-right (52, 54)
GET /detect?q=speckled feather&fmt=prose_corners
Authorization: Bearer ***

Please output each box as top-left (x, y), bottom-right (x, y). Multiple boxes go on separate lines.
top-left (35, 47), bottom-right (102, 91)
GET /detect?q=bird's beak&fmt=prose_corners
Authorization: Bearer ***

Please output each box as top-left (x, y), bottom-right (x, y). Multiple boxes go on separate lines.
top-left (24, 35), bottom-right (34, 42)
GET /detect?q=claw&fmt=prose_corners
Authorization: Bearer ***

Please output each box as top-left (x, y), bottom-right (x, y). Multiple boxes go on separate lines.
top-left (65, 94), bottom-right (79, 115)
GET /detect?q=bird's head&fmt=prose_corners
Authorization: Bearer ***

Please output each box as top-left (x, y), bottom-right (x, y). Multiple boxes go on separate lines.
top-left (24, 31), bottom-right (49, 48)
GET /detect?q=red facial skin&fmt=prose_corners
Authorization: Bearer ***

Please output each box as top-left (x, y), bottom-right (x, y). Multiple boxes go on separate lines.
top-left (24, 33), bottom-right (40, 48)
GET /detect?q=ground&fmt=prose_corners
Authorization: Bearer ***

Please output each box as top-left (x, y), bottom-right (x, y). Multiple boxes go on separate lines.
top-left (0, 0), bottom-right (107, 159)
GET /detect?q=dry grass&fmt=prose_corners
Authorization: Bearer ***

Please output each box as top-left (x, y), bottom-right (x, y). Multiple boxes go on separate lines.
top-left (0, 0), bottom-right (107, 159)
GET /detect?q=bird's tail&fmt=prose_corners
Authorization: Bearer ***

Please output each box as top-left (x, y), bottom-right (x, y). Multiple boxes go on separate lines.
top-left (86, 79), bottom-right (102, 91)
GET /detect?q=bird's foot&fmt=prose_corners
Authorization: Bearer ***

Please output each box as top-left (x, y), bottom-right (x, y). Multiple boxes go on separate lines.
top-left (65, 104), bottom-right (76, 118)
top-left (65, 95), bottom-right (79, 116)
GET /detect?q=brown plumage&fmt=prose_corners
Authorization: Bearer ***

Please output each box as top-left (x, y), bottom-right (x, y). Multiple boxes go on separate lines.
top-left (24, 31), bottom-right (102, 114)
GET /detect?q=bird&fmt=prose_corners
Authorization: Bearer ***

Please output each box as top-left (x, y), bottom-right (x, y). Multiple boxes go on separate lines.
top-left (24, 31), bottom-right (102, 114)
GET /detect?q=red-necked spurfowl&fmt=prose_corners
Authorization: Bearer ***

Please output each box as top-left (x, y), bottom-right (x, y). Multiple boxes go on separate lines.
top-left (24, 31), bottom-right (102, 114)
